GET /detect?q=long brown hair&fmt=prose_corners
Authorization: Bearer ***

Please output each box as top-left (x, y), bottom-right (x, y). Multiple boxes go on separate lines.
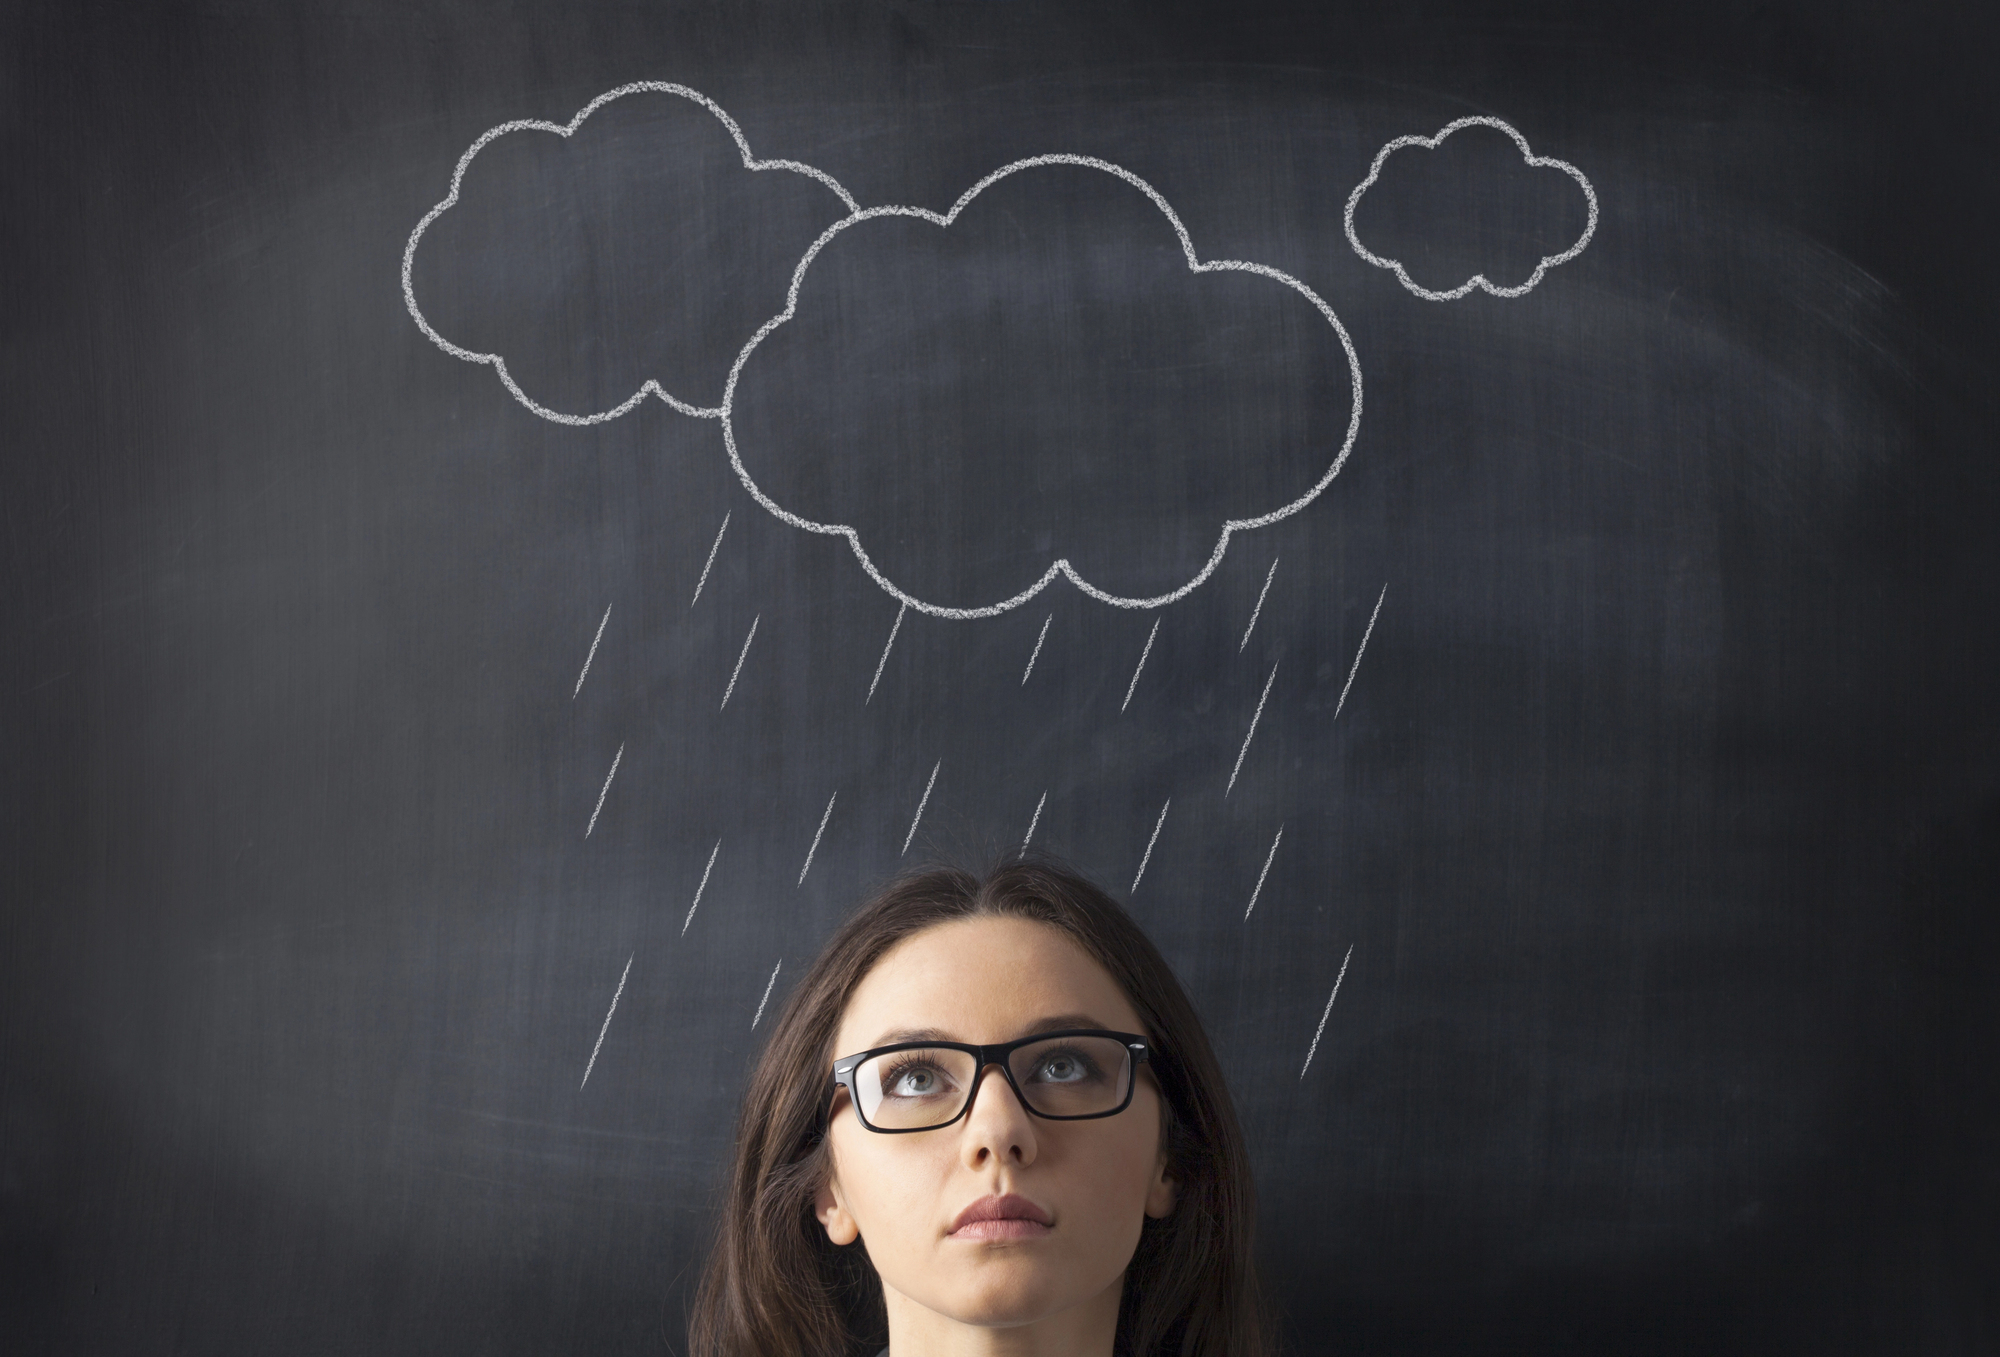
top-left (688, 853), bottom-right (1270, 1357)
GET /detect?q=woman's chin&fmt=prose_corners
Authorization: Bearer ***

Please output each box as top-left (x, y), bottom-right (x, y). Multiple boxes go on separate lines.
top-left (908, 1264), bottom-right (1076, 1329)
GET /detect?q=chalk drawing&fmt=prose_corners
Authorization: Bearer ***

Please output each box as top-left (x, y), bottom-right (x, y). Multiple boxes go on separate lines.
top-left (585, 743), bottom-right (624, 838)
top-left (682, 838), bottom-right (721, 935)
top-left (1344, 116), bottom-right (1598, 301)
top-left (721, 614), bottom-right (760, 711)
top-left (579, 953), bottom-right (634, 1089)
top-left (1333, 584), bottom-right (1387, 722)
top-left (1022, 613), bottom-right (1052, 685)
top-left (1225, 660), bottom-right (1281, 797)
top-left (799, 791), bottom-right (837, 885)
top-left (1239, 558), bottom-right (1278, 653)
top-left (410, 92), bottom-right (1366, 618)
top-left (720, 154), bottom-right (1364, 619)
top-left (1244, 824), bottom-right (1284, 920)
top-left (1023, 790), bottom-right (1047, 849)
top-left (1131, 798), bottom-right (1171, 894)
top-left (903, 760), bottom-right (940, 856)
top-left (1300, 944), bottom-right (1354, 1079)
top-left (751, 959), bottom-right (783, 1029)
top-left (691, 512), bottom-right (730, 608)
top-left (402, 83), bottom-right (858, 425)
top-left (866, 603), bottom-right (906, 705)
top-left (1121, 618), bottom-right (1161, 713)
top-left (573, 602), bottom-right (612, 698)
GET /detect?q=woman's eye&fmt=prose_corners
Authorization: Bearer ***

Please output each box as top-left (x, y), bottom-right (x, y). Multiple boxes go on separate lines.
top-left (1034, 1051), bottom-right (1095, 1082)
top-left (887, 1063), bottom-right (945, 1096)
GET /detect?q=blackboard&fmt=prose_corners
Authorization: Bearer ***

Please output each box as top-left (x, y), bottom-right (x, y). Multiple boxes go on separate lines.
top-left (4, 3), bottom-right (1996, 1353)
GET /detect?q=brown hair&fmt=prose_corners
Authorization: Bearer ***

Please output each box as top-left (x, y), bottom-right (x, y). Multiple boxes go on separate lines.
top-left (687, 852), bottom-right (1270, 1357)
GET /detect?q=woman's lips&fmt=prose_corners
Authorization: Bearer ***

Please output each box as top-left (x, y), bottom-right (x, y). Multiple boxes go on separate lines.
top-left (948, 1193), bottom-right (1054, 1240)
top-left (950, 1216), bottom-right (1054, 1240)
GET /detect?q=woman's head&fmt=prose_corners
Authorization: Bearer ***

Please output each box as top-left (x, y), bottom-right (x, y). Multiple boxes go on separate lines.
top-left (690, 854), bottom-right (1268, 1357)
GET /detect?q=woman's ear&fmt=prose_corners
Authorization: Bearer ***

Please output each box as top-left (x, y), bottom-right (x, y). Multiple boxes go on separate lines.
top-left (1145, 1148), bottom-right (1178, 1219)
top-left (812, 1176), bottom-right (861, 1245)
top-left (1144, 1074), bottom-right (1178, 1219)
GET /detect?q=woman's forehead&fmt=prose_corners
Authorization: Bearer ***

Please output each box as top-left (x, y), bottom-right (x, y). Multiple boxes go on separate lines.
top-left (835, 915), bottom-right (1142, 1048)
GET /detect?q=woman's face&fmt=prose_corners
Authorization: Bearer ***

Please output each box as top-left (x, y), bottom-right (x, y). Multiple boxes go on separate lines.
top-left (814, 914), bottom-right (1176, 1346)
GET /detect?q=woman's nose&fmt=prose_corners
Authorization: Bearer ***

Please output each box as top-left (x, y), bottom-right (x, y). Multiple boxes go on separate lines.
top-left (959, 1064), bottom-right (1038, 1168)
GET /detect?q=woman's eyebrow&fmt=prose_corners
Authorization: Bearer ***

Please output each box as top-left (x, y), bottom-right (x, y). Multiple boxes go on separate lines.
top-left (1018, 1013), bottom-right (1105, 1036)
top-left (873, 1026), bottom-right (956, 1045)
top-left (870, 1013), bottom-right (1108, 1046)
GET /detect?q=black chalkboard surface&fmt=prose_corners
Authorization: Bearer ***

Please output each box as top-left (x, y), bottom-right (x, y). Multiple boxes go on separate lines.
top-left (4, 3), bottom-right (1996, 1353)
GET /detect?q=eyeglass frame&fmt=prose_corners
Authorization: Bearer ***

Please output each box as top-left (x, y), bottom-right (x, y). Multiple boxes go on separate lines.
top-left (827, 1028), bottom-right (1154, 1134)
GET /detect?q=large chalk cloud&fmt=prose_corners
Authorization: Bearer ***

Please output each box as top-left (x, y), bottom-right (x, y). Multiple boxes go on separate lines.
top-left (723, 156), bottom-right (1362, 618)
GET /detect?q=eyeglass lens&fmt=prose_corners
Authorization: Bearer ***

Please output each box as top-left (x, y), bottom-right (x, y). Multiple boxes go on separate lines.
top-left (852, 1035), bottom-right (1135, 1129)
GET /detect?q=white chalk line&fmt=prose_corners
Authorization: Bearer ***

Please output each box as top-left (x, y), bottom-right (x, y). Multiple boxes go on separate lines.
top-left (402, 82), bottom-right (859, 425)
top-left (691, 512), bottom-right (730, 608)
top-left (751, 959), bottom-right (783, 1030)
top-left (1131, 798), bottom-right (1170, 894)
top-left (1244, 824), bottom-right (1283, 921)
top-left (721, 614), bottom-right (760, 711)
top-left (572, 602), bottom-right (612, 699)
top-left (799, 791), bottom-right (837, 886)
top-left (866, 603), bottom-right (906, 705)
top-left (902, 760), bottom-right (940, 856)
top-left (579, 952), bottom-right (634, 1090)
top-left (1022, 613), bottom-right (1052, 685)
top-left (585, 743), bottom-right (624, 838)
top-left (1344, 115), bottom-right (1599, 301)
top-left (718, 153), bottom-right (1365, 619)
top-left (1333, 584), bottom-right (1388, 723)
top-left (1300, 944), bottom-right (1354, 1079)
top-left (1225, 659), bottom-right (1281, 797)
top-left (1023, 790), bottom-right (1047, 848)
top-left (1121, 618), bottom-right (1161, 713)
top-left (682, 838), bottom-right (721, 935)
top-left (1240, 558), bottom-right (1278, 653)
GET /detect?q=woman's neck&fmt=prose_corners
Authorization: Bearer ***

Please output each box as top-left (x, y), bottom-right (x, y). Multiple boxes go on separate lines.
top-left (881, 1273), bottom-right (1122, 1357)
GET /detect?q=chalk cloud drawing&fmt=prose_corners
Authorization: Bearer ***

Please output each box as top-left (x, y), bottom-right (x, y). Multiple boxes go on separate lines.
top-left (405, 86), bottom-right (1363, 618)
top-left (725, 155), bottom-right (1363, 619)
top-left (1345, 115), bottom-right (1597, 301)
top-left (402, 82), bottom-right (857, 423)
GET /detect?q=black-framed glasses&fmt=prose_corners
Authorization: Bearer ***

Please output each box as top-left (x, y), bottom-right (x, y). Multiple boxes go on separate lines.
top-left (830, 1029), bottom-right (1152, 1133)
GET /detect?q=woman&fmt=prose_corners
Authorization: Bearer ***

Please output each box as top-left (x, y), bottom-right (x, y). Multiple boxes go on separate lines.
top-left (689, 854), bottom-right (1271, 1357)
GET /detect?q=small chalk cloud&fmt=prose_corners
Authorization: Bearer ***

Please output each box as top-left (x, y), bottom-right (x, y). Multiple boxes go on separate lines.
top-left (402, 83), bottom-right (857, 423)
top-left (723, 156), bottom-right (1362, 619)
top-left (1345, 116), bottom-right (1597, 301)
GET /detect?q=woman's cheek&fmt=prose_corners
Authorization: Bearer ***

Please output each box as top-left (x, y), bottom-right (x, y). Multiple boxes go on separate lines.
top-left (1058, 1131), bottom-right (1150, 1263)
top-left (853, 1136), bottom-right (940, 1258)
